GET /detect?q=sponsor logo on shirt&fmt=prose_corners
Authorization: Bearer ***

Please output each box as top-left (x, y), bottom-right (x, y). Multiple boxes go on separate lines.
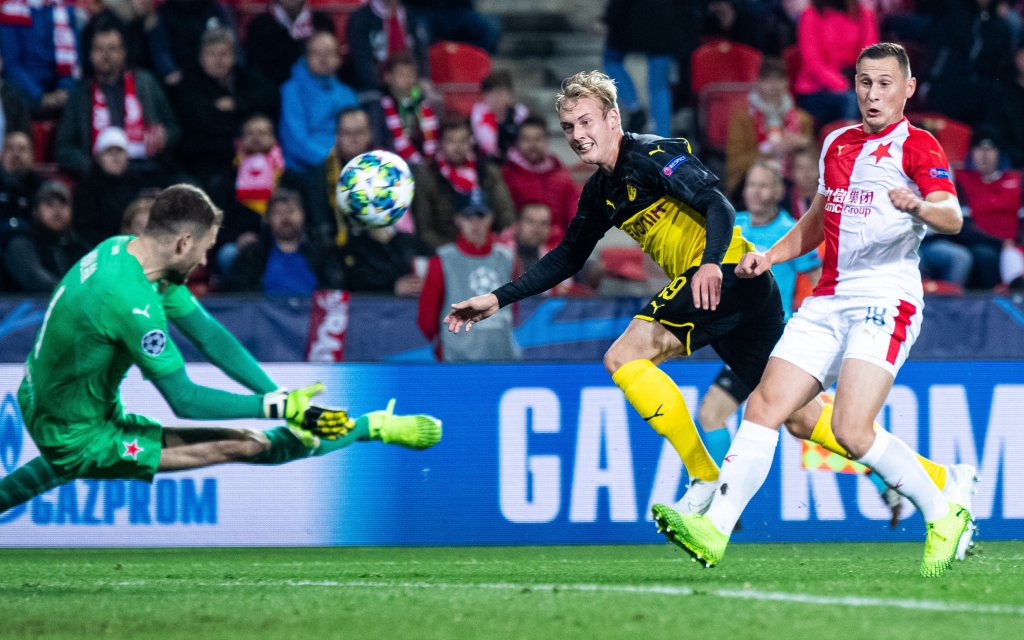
top-left (929, 167), bottom-right (951, 180)
top-left (626, 203), bottom-right (667, 240)
top-left (662, 155), bottom-right (688, 176)
top-left (823, 187), bottom-right (874, 216)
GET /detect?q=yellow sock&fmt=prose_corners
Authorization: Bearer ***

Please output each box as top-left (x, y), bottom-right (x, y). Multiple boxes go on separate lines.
top-left (809, 403), bottom-right (947, 489)
top-left (611, 359), bottom-right (719, 482)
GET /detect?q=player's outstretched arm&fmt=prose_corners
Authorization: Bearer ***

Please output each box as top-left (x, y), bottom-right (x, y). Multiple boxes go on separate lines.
top-left (172, 307), bottom-right (278, 394)
top-left (737, 196), bottom-right (825, 279)
top-left (153, 369), bottom-right (350, 432)
top-left (444, 293), bottom-right (500, 333)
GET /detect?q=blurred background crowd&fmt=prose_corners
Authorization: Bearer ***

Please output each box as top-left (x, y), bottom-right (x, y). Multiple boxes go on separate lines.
top-left (0, 0), bottom-right (1021, 334)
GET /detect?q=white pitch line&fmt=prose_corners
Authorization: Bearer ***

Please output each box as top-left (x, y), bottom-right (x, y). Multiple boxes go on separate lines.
top-left (196, 579), bottom-right (1024, 616)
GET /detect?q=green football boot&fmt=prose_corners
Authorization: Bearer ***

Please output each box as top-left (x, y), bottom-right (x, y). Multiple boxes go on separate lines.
top-left (921, 501), bottom-right (973, 578)
top-left (366, 399), bottom-right (442, 450)
top-left (652, 504), bottom-right (729, 568)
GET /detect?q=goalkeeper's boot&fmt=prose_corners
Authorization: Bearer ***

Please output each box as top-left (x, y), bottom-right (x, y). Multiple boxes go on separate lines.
top-left (652, 505), bottom-right (728, 568)
top-left (673, 478), bottom-right (719, 516)
top-left (881, 486), bottom-right (904, 529)
top-left (366, 399), bottom-right (442, 450)
top-left (942, 463), bottom-right (979, 559)
top-left (920, 501), bottom-right (973, 578)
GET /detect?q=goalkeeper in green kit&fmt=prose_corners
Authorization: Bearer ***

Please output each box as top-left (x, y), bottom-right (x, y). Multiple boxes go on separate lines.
top-left (0, 184), bottom-right (441, 514)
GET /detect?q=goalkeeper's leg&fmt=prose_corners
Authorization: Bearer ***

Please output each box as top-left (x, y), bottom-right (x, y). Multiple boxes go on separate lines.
top-left (0, 457), bottom-right (74, 514)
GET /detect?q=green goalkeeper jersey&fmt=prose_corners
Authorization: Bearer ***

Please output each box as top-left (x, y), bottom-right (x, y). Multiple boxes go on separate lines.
top-left (22, 236), bottom-right (195, 429)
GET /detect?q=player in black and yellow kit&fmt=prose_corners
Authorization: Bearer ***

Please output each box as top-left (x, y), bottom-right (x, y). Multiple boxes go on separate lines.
top-left (443, 71), bottom-right (959, 536)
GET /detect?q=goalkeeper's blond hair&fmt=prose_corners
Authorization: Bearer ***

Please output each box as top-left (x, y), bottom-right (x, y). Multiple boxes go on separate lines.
top-left (556, 71), bottom-right (619, 117)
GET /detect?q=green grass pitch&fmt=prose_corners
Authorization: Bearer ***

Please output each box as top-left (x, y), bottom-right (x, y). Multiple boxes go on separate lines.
top-left (2, 542), bottom-right (1022, 640)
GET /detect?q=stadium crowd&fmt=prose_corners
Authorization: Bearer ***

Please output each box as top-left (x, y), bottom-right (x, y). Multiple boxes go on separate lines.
top-left (0, 0), bottom-right (1022, 311)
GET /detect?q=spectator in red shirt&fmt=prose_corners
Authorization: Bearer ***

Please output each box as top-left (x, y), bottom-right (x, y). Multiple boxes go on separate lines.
top-left (793, 0), bottom-right (878, 127)
top-left (955, 130), bottom-right (1023, 288)
top-left (500, 115), bottom-right (580, 244)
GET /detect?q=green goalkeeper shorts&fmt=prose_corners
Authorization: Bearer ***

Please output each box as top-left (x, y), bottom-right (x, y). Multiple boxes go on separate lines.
top-left (28, 413), bottom-right (164, 482)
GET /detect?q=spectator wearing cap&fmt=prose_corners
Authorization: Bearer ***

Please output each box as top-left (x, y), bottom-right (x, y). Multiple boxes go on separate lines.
top-left (3, 179), bottom-right (89, 292)
top-left (417, 196), bottom-right (520, 362)
top-left (412, 114), bottom-right (514, 249)
top-left (225, 187), bottom-right (346, 294)
top-left (72, 126), bottom-right (169, 247)
top-left (54, 17), bottom-right (180, 176)
top-left (500, 115), bottom-right (580, 245)
top-left (0, 130), bottom-right (43, 221)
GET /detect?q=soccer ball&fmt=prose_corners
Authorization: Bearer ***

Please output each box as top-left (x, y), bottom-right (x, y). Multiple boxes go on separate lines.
top-left (335, 150), bottom-right (415, 229)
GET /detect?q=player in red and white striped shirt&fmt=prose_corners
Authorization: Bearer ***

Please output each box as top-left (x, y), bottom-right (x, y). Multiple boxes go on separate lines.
top-left (672, 43), bottom-right (976, 577)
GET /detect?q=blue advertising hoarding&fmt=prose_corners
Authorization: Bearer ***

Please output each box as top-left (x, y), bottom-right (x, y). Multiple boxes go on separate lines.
top-left (0, 361), bottom-right (1020, 546)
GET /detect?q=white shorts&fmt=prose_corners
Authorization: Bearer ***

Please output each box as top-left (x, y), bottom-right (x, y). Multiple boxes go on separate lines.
top-left (770, 295), bottom-right (924, 388)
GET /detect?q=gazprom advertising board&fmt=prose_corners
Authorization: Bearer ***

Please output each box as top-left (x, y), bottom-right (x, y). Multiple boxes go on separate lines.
top-left (0, 362), bottom-right (1020, 546)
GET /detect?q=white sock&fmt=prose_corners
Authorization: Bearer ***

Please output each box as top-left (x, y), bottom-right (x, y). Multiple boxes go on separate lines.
top-left (705, 420), bottom-right (779, 536)
top-left (858, 429), bottom-right (949, 522)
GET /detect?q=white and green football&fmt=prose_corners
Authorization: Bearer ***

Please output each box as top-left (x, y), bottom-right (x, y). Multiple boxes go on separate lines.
top-left (335, 150), bottom-right (415, 229)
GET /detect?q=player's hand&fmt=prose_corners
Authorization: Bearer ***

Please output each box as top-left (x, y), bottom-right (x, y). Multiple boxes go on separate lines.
top-left (262, 383), bottom-right (325, 424)
top-left (736, 251), bottom-right (771, 279)
top-left (888, 187), bottom-right (923, 216)
top-left (691, 263), bottom-right (722, 311)
top-left (300, 404), bottom-right (355, 440)
top-left (444, 293), bottom-right (500, 333)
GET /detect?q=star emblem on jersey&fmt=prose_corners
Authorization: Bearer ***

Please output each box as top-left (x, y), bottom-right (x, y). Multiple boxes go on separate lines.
top-left (141, 329), bottom-right (166, 356)
top-left (122, 439), bottom-right (144, 460)
top-left (869, 142), bottom-right (893, 164)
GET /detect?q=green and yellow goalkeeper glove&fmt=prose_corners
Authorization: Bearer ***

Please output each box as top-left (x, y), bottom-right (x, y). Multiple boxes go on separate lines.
top-left (262, 383), bottom-right (355, 439)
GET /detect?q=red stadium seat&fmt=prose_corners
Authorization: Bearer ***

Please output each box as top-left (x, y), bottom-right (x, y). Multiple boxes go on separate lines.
top-left (690, 41), bottom-right (762, 96)
top-left (600, 247), bottom-right (648, 282)
top-left (699, 82), bottom-right (753, 152)
top-left (442, 90), bottom-right (482, 116)
top-left (909, 113), bottom-right (972, 169)
top-left (429, 41), bottom-right (492, 86)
